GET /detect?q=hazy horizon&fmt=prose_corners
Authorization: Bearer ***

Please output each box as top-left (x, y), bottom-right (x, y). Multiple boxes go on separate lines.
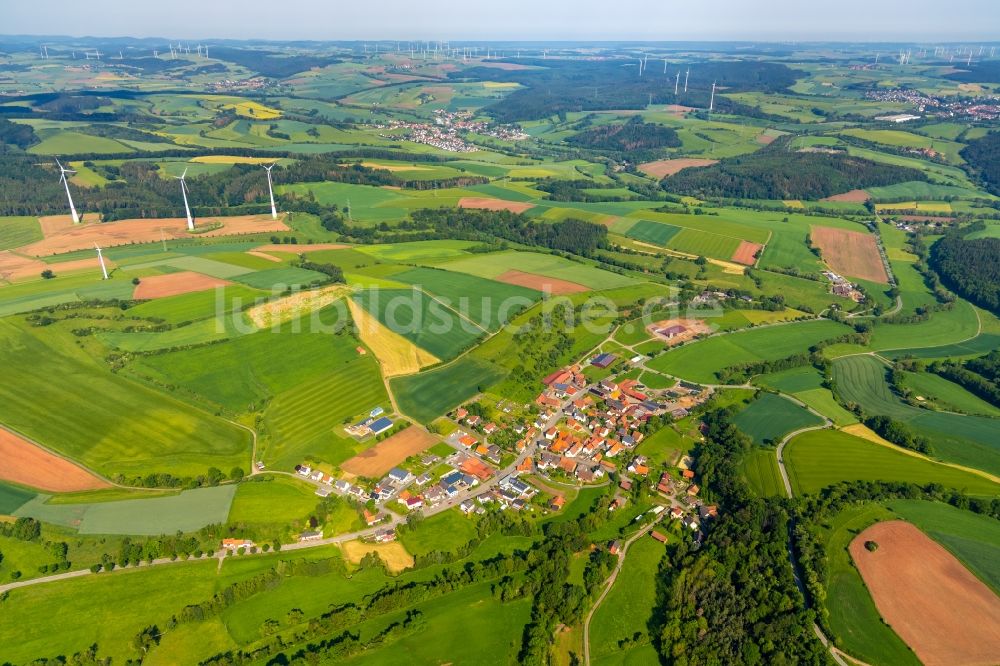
top-left (4, 0), bottom-right (999, 43)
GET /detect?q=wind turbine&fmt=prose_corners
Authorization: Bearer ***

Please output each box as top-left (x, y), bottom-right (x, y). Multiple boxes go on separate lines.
top-left (684, 68), bottom-right (690, 92)
top-left (675, 71), bottom-right (680, 95)
top-left (263, 164), bottom-right (278, 220)
top-left (174, 168), bottom-right (194, 231)
top-left (709, 81), bottom-right (716, 112)
top-left (94, 244), bottom-right (109, 280)
top-left (55, 159), bottom-right (80, 224)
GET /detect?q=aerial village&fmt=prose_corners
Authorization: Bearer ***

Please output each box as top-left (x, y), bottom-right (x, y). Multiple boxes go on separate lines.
top-left (289, 350), bottom-right (719, 548)
top-left (375, 109), bottom-right (529, 152)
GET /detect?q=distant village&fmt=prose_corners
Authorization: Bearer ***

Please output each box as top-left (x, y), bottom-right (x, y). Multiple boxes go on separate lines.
top-left (375, 109), bottom-right (528, 152)
top-left (865, 87), bottom-right (1000, 121)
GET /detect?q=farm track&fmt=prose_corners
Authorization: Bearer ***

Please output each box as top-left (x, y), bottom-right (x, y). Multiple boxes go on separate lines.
top-left (583, 513), bottom-right (667, 666)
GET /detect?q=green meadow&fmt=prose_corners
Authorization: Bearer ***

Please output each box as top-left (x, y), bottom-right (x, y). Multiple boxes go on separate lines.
top-left (646, 319), bottom-right (850, 383)
top-left (783, 430), bottom-right (998, 496)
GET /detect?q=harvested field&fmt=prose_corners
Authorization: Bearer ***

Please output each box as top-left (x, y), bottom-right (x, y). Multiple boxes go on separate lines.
top-left (246, 285), bottom-right (348, 328)
top-left (38, 213), bottom-right (99, 236)
top-left (245, 250), bottom-right (283, 263)
top-left (757, 133), bottom-right (777, 144)
top-left (850, 521), bottom-right (1000, 666)
top-left (638, 158), bottom-right (718, 179)
top-left (133, 271), bottom-right (232, 300)
top-left (811, 226), bottom-right (888, 283)
top-left (646, 318), bottom-right (713, 346)
top-left (0, 253), bottom-right (113, 282)
top-left (663, 104), bottom-right (695, 117)
top-left (340, 539), bottom-right (414, 573)
top-left (821, 189), bottom-right (870, 203)
top-left (495, 269), bottom-right (588, 295)
top-left (0, 427), bottom-right (109, 492)
top-left (731, 241), bottom-right (763, 266)
top-left (458, 197), bottom-right (534, 213)
top-left (19, 215), bottom-right (290, 256)
top-left (341, 426), bottom-right (437, 478)
top-left (347, 298), bottom-right (438, 376)
top-left (253, 242), bottom-right (349, 255)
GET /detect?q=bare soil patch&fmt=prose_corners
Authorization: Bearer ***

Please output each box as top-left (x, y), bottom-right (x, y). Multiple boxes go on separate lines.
top-left (38, 213), bottom-right (99, 236)
top-left (757, 133), bottom-right (778, 145)
top-left (495, 269), bottom-right (589, 295)
top-left (821, 189), bottom-right (870, 203)
top-left (340, 540), bottom-right (414, 573)
top-left (458, 197), bottom-right (534, 214)
top-left (663, 104), bottom-right (695, 118)
top-left (0, 427), bottom-right (109, 492)
top-left (133, 272), bottom-right (232, 300)
top-left (341, 426), bottom-right (438, 478)
top-left (0, 253), bottom-right (114, 282)
top-left (19, 214), bottom-right (290, 257)
top-left (811, 226), bottom-right (888, 283)
top-left (638, 158), bottom-right (718, 179)
top-left (850, 520), bottom-right (1000, 666)
top-left (731, 241), bottom-right (763, 266)
top-left (646, 318), bottom-right (713, 346)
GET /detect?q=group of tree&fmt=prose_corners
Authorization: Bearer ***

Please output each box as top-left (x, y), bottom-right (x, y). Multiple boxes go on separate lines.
top-left (457, 58), bottom-right (802, 122)
top-left (959, 130), bottom-right (1000, 195)
top-left (928, 224), bottom-right (1000, 315)
top-left (663, 136), bottom-right (925, 200)
top-left (928, 350), bottom-right (1000, 408)
top-left (566, 117), bottom-right (681, 160)
top-left (410, 206), bottom-right (609, 256)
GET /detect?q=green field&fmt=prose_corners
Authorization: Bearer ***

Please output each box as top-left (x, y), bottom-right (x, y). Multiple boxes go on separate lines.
top-left (732, 392), bottom-right (824, 444)
top-left (391, 357), bottom-right (507, 424)
top-left (0, 318), bottom-right (250, 478)
top-left (589, 536), bottom-right (666, 665)
top-left (667, 228), bottom-right (742, 260)
top-left (740, 448), bottom-right (785, 497)
top-left (623, 219), bottom-right (682, 247)
top-left (901, 370), bottom-right (1000, 417)
top-left (391, 266), bottom-right (541, 332)
top-left (227, 476), bottom-right (319, 527)
top-left (646, 320), bottom-right (849, 383)
top-left (0, 216), bottom-right (43, 250)
top-left (833, 354), bottom-right (1000, 475)
top-left (397, 509), bottom-right (479, 557)
top-left (437, 250), bottom-right (637, 289)
top-left (0, 481), bottom-right (36, 514)
top-left (353, 287), bottom-right (486, 360)
top-left (14, 485), bottom-right (237, 535)
top-left (784, 429), bottom-right (998, 496)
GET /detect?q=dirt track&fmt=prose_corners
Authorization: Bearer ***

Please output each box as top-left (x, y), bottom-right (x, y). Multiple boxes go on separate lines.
top-left (133, 272), bottom-right (231, 299)
top-left (341, 426), bottom-right (437, 478)
top-left (850, 521), bottom-right (1000, 666)
top-left (495, 269), bottom-right (588, 295)
top-left (811, 226), bottom-right (888, 283)
top-left (458, 197), bottom-right (534, 213)
top-left (0, 428), bottom-right (109, 493)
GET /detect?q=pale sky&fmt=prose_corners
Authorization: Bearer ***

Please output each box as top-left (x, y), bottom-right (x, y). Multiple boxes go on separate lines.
top-left (4, 0), bottom-right (999, 42)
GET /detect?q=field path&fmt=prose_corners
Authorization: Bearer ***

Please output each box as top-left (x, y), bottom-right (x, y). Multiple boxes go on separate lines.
top-left (583, 513), bottom-right (666, 666)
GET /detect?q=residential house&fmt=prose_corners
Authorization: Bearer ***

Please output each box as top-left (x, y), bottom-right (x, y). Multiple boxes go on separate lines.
top-left (221, 538), bottom-right (254, 552)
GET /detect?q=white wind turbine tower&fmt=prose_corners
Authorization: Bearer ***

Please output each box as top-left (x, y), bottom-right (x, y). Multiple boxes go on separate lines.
top-left (174, 168), bottom-right (194, 231)
top-left (55, 159), bottom-right (80, 224)
top-left (675, 70), bottom-right (680, 95)
top-left (684, 68), bottom-right (690, 92)
top-left (263, 164), bottom-right (278, 220)
top-left (709, 82), bottom-right (716, 112)
top-left (94, 244), bottom-right (109, 280)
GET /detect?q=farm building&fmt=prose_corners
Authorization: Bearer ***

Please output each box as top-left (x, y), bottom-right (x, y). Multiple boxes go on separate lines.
top-left (370, 417), bottom-right (394, 435)
top-left (658, 324), bottom-right (688, 339)
top-left (591, 353), bottom-right (618, 368)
